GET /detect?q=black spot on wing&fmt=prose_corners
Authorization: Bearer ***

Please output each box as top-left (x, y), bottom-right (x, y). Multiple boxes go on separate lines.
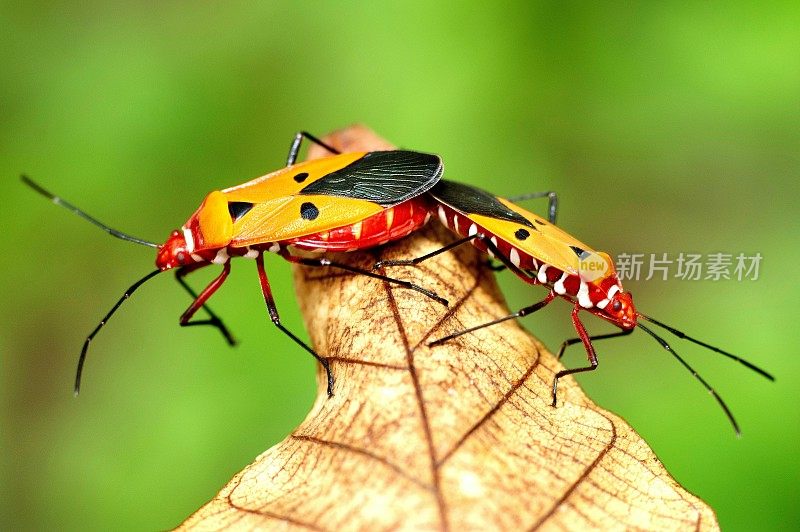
top-left (515, 228), bottom-right (530, 240)
top-left (293, 172), bottom-right (309, 183)
top-left (300, 202), bottom-right (319, 220)
top-left (431, 180), bottom-right (535, 228)
top-left (570, 245), bottom-right (589, 259)
top-left (228, 201), bottom-right (254, 222)
top-left (299, 151), bottom-right (442, 207)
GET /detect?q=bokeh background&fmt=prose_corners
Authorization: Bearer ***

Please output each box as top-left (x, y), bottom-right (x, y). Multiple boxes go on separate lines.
top-left (2, 2), bottom-right (798, 530)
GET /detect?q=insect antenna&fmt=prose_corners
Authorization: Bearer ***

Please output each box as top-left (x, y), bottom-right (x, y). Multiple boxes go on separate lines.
top-left (638, 313), bottom-right (774, 381)
top-left (74, 269), bottom-right (163, 395)
top-left (637, 322), bottom-right (742, 436)
top-left (21, 175), bottom-right (160, 249)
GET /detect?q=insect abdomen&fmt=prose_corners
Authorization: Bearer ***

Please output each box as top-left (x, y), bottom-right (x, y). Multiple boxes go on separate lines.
top-left (287, 197), bottom-right (432, 252)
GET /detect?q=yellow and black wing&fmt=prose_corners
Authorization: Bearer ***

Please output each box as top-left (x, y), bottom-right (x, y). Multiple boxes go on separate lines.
top-left (222, 151), bottom-right (442, 246)
top-left (431, 180), bottom-right (594, 275)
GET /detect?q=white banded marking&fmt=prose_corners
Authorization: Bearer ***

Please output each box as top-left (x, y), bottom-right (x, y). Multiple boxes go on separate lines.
top-left (385, 208), bottom-right (395, 230)
top-left (607, 284), bottom-right (620, 300)
top-left (268, 243), bottom-right (281, 253)
top-left (577, 281), bottom-right (593, 308)
top-left (537, 265), bottom-right (549, 284)
top-left (509, 247), bottom-right (520, 268)
top-left (468, 223), bottom-right (478, 237)
top-left (243, 247), bottom-right (259, 259)
top-left (212, 248), bottom-right (229, 264)
top-left (182, 227), bottom-right (195, 253)
top-left (437, 205), bottom-right (448, 227)
top-left (351, 220), bottom-right (363, 240)
top-left (553, 272), bottom-right (568, 295)
top-left (596, 284), bottom-right (621, 310)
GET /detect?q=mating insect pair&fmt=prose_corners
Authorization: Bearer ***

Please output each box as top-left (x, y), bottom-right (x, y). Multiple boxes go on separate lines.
top-left (25, 131), bottom-right (772, 434)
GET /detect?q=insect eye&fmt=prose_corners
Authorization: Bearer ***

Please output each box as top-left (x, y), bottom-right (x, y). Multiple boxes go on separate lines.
top-left (612, 300), bottom-right (622, 312)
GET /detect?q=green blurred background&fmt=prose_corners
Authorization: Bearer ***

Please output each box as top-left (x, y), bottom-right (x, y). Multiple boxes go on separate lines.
top-left (2, 2), bottom-right (798, 530)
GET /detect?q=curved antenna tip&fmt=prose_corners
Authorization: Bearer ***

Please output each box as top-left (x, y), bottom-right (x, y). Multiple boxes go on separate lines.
top-left (638, 313), bottom-right (774, 381)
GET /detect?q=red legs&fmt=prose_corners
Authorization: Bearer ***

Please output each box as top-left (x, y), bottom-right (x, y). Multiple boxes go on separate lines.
top-left (555, 329), bottom-right (634, 362)
top-left (255, 253), bottom-right (334, 396)
top-left (175, 263), bottom-right (236, 345)
top-left (280, 250), bottom-right (449, 307)
top-left (551, 317), bottom-right (634, 406)
top-left (383, 234), bottom-right (602, 409)
top-left (549, 306), bottom-right (599, 406)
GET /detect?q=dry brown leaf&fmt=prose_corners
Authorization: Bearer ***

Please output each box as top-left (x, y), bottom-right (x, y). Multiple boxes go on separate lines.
top-left (179, 126), bottom-right (718, 531)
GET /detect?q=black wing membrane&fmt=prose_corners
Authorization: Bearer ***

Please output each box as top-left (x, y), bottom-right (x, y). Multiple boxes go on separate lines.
top-left (431, 180), bottom-right (535, 228)
top-left (300, 150), bottom-right (443, 207)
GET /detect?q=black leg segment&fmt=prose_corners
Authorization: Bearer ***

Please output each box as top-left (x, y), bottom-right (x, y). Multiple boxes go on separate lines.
top-left (75, 269), bottom-right (163, 395)
top-left (284, 252), bottom-right (448, 307)
top-left (286, 131), bottom-right (341, 166)
top-left (255, 253), bottom-right (334, 396)
top-left (429, 290), bottom-right (555, 346)
top-left (507, 190), bottom-right (559, 224)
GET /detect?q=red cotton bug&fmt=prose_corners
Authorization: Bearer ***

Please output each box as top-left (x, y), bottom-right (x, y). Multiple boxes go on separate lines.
top-left (375, 179), bottom-right (774, 435)
top-left (23, 132), bottom-right (448, 397)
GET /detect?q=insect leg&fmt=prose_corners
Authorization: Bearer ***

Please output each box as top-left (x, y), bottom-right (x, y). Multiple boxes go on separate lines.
top-left (551, 306), bottom-right (600, 407)
top-left (373, 235), bottom-right (477, 270)
top-left (255, 253), bottom-right (334, 396)
top-left (281, 251), bottom-right (449, 307)
top-left (377, 232), bottom-right (534, 282)
top-left (485, 259), bottom-right (507, 272)
top-left (176, 263), bottom-right (236, 345)
top-left (286, 131), bottom-right (341, 166)
top-left (556, 329), bottom-right (633, 360)
top-left (430, 290), bottom-right (556, 346)
top-left (506, 190), bottom-right (559, 224)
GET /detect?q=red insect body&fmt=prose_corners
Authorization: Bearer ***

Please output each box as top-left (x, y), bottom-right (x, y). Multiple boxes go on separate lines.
top-left (434, 201), bottom-right (637, 331)
top-left (277, 197), bottom-right (431, 253)
top-left (24, 133), bottom-right (446, 398)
